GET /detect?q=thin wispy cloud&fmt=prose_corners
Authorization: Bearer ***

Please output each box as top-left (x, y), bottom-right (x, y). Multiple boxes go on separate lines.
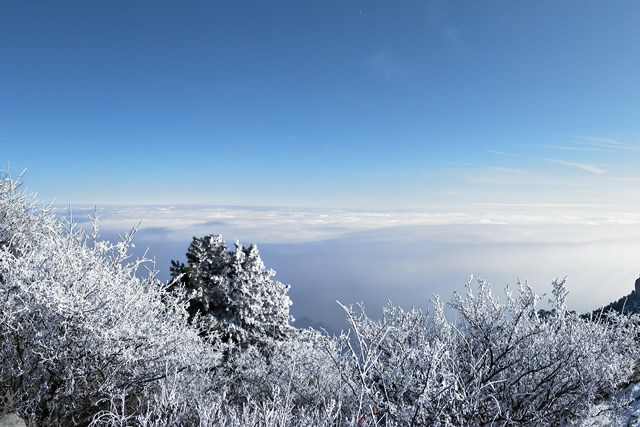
top-left (532, 136), bottom-right (640, 155)
top-left (583, 136), bottom-right (623, 145)
top-left (490, 167), bottom-right (527, 175)
top-left (568, 136), bottom-right (640, 152)
top-left (488, 150), bottom-right (519, 157)
top-left (547, 159), bottom-right (606, 174)
top-left (542, 145), bottom-right (613, 153)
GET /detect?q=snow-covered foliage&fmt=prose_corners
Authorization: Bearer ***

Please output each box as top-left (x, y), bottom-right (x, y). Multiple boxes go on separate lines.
top-left (1, 171), bottom-right (638, 426)
top-left (336, 277), bottom-right (640, 426)
top-left (0, 173), bottom-right (220, 425)
top-left (170, 234), bottom-right (293, 345)
top-left (89, 382), bottom-right (352, 427)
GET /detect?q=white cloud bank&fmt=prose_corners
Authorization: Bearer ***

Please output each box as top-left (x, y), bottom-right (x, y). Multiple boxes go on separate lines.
top-left (58, 203), bottom-right (640, 243)
top-left (54, 204), bottom-right (640, 331)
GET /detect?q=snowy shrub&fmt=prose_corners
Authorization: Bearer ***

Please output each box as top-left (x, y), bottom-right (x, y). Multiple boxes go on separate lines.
top-left (337, 277), bottom-right (640, 426)
top-left (90, 384), bottom-right (351, 427)
top-left (447, 277), bottom-right (638, 425)
top-left (266, 328), bottom-right (347, 409)
top-left (336, 299), bottom-right (459, 425)
top-left (0, 173), bottom-right (220, 425)
top-left (205, 326), bottom-right (350, 416)
top-left (244, 328), bottom-right (348, 411)
top-left (91, 330), bottom-right (352, 426)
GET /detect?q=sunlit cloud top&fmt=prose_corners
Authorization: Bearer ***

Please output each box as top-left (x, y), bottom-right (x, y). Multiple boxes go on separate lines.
top-left (57, 202), bottom-right (640, 244)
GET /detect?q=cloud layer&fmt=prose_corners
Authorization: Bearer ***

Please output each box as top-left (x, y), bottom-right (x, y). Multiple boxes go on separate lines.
top-left (54, 204), bottom-right (640, 331)
top-left (58, 203), bottom-right (640, 244)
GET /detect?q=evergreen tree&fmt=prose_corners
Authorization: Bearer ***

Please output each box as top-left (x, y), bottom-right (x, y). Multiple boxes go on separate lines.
top-left (170, 234), bottom-right (293, 345)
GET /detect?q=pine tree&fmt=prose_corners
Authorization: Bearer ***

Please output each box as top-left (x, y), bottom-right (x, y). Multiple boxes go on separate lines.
top-left (170, 234), bottom-right (293, 345)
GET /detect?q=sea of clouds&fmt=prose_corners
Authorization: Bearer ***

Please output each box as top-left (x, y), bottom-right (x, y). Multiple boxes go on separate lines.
top-left (55, 204), bottom-right (640, 332)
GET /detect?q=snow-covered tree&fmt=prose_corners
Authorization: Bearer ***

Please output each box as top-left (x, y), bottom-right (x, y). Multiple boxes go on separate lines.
top-left (170, 235), bottom-right (293, 346)
top-left (0, 172), bottom-right (220, 425)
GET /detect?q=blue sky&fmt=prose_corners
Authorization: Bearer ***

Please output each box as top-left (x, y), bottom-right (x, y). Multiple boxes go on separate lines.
top-left (2, 0), bottom-right (639, 208)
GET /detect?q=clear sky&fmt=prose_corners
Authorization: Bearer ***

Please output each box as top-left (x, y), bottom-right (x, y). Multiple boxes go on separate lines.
top-left (2, 0), bottom-right (640, 209)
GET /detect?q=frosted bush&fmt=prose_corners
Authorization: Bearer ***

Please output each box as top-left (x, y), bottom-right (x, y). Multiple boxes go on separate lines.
top-left (338, 277), bottom-right (640, 426)
top-left (204, 327), bottom-right (349, 419)
top-left (0, 173), bottom-right (220, 425)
